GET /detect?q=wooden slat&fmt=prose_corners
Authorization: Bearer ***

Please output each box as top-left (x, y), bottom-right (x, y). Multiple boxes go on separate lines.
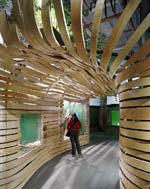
top-left (41, 5), bottom-right (63, 50)
top-left (120, 107), bottom-right (150, 120)
top-left (120, 150), bottom-right (150, 172)
top-left (119, 88), bottom-right (150, 101)
top-left (115, 58), bottom-right (150, 87)
top-left (109, 13), bottom-right (150, 77)
top-left (120, 127), bottom-right (150, 140)
top-left (120, 120), bottom-right (150, 131)
top-left (120, 98), bottom-right (150, 108)
top-left (118, 77), bottom-right (150, 93)
top-left (121, 40), bottom-right (150, 70)
top-left (120, 162), bottom-right (149, 188)
top-left (53, 0), bottom-right (77, 56)
top-left (71, 0), bottom-right (89, 62)
top-left (121, 146), bottom-right (150, 162)
top-left (90, 0), bottom-right (105, 65)
top-left (100, 0), bottom-right (141, 70)
top-left (120, 135), bottom-right (150, 152)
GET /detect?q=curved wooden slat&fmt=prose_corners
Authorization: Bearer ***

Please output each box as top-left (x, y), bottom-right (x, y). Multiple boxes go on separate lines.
top-left (0, 1), bottom-right (150, 189)
top-left (121, 146), bottom-right (150, 162)
top-left (100, 0), bottom-right (141, 70)
top-left (115, 58), bottom-right (150, 87)
top-left (120, 88), bottom-right (150, 101)
top-left (120, 162), bottom-right (149, 188)
top-left (118, 77), bottom-right (150, 93)
top-left (41, 5), bottom-right (63, 50)
top-left (120, 98), bottom-right (150, 108)
top-left (121, 40), bottom-right (150, 70)
top-left (120, 107), bottom-right (150, 120)
top-left (120, 136), bottom-right (150, 153)
top-left (109, 13), bottom-right (150, 77)
top-left (90, 0), bottom-right (105, 65)
top-left (53, 0), bottom-right (77, 56)
top-left (71, 0), bottom-right (89, 62)
top-left (120, 127), bottom-right (150, 140)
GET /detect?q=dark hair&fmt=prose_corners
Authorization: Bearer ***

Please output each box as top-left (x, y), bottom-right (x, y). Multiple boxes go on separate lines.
top-left (72, 113), bottom-right (78, 122)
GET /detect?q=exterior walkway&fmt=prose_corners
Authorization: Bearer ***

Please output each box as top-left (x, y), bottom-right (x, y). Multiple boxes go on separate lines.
top-left (23, 128), bottom-right (119, 189)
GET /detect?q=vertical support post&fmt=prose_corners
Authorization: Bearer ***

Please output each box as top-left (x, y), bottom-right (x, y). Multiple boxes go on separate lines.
top-left (99, 96), bottom-right (107, 131)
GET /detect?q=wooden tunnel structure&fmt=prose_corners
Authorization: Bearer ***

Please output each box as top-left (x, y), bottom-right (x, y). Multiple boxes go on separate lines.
top-left (0, 0), bottom-right (149, 188)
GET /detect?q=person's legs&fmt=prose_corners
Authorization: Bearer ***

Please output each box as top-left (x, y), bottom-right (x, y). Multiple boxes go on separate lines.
top-left (70, 134), bottom-right (76, 156)
top-left (74, 132), bottom-right (81, 155)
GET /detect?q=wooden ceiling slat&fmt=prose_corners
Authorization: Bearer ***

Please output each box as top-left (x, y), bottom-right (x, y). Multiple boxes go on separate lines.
top-left (90, 0), bottom-right (105, 66)
top-left (109, 13), bottom-right (150, 77)
top-left (71, 0), bottom-right (89, 63)
top-left (100, 0), bottom-right (141, 70)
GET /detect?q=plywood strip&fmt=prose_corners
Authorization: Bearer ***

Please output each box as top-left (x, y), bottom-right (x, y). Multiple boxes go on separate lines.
top-left (90, 0), bottom-right (105, 65)
top-left (121, 40), bottom-right (150, 70)
top-left (53, 0), bottom-right (77, 56)
top-left (120, 127), bottom-right (150, 140)
top-left (109, 13), bottom-right (150, 77)
top-left (120, 120), bottom-right (150, 131)
top-left (120, 150), bottom-right (150, 173)
top-left (120, 107), bottom-right (149, 120)
top-left (120, 135), bottom-right (150, 152)
top-left (120, 88), bottom-right (150, 101)
top-left (120, 171), bottom-right (140, 189)
top-left (100, 0), bottom-right (141, 70)
top-left (120, 98), bottom-right (150, 108)
top-left (71, 0), bottom-right (89, 62)
top-left (115, 58), bottom-right (150, 87)
top-left (120, 162), bottom-right (149, 188)
top-left (118, 77), bottom-right (150, 93)
top-left (41, 5), bottom-right (63, 50)
top-left (121, 146), bottom-right (150, 162)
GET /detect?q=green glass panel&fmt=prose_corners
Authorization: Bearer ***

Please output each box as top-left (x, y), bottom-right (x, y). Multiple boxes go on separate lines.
top-left (20, 114), bottom-right (40, 144)
top-left (112, 111), bottom-right (120, 126)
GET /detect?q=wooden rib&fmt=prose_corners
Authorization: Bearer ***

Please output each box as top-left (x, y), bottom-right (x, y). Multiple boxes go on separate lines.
top-left (120, 162), bottom-right (149, 188)
top-left (121, 146), bottom-right (150, 162)
top-left (119, 88), bottom-right (150, 101)
top-left (118, 77), bottom-right (150, 93)
top-left (71, 0), bottom-right (89, 62)
top-left (120, 107), bottom-right (150, 120)
top-left (109, 13), bottom-right (150, 77)
top-left (120, 150), bottom-right (150, 172)
top-left (53, 0), bottom-right (77, 56)
top-left (120, 136), bottom-right (150, 153)
top-left (0, 11), bottom-right (11, 45)
top-left (120, 98), bottom-right (150, 108)
top-left (120, 127), bottom-right (150, 140)
top-left (121, 40), bottom-right (150, 70)
top-left (121, 120), bottom-right (150, 131)
top-left (21, 0), bottom-right (52, 51)
top-left (90, 0), bottom-right (105, 65)
top-left (41, 5), bottom-right (63, 50)
top-left (100, 0), bottom-right (141, 70)
top-left (115, 58), bottom-right (150, 87)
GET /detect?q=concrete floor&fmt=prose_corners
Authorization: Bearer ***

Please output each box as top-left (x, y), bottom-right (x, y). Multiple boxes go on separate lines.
top-left (23, 128), bottom-right (119, 189)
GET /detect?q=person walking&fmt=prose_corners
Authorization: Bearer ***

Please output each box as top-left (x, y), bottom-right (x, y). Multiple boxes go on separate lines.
top-left (67, 113), bottom-right (82, 156)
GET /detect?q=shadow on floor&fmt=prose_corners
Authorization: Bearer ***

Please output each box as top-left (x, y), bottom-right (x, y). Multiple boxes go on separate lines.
top-left (24, 128), bottom-right (119, 189)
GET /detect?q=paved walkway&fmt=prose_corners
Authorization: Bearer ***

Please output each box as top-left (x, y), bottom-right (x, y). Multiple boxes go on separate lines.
top-left (24, 129), bottom-right (119, 189)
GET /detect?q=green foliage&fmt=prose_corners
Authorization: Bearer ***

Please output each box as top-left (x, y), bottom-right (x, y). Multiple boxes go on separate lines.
top-left (0, 0), bottom-right (8, 6)
top-left (0, 0), bottom-right (11, 10)
top-left (34, 0), bottom-right (42, 28)
top-left (83, 29), bottom-right (105, 51)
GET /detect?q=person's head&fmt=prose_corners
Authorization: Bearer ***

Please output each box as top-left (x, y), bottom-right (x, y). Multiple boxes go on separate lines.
top-left (72, 113), bottom-right (78, 122)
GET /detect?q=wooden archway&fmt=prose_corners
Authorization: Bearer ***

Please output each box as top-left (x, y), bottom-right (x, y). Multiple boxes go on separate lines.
top-left (0, 0), bottom-right (149, 188)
